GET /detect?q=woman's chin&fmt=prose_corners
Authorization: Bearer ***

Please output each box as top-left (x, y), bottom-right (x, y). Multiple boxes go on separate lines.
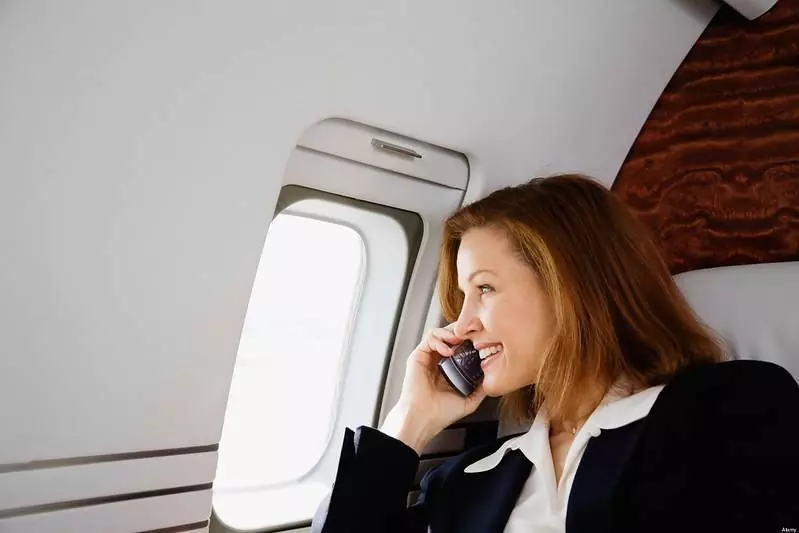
top-left (480, 377), bottom-right (512, 397)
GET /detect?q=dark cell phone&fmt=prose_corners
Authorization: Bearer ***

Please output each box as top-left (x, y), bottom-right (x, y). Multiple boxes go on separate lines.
top-left (437, 339), bottom-right (484, 397)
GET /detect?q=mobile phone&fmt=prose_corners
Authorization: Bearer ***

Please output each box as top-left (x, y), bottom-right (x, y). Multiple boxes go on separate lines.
top-left (437, 339), bottom-right (484, 397)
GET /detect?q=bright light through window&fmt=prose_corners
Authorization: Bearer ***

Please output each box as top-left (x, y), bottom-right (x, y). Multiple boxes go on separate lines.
top-left (215, 211), bottom-right (365, 491)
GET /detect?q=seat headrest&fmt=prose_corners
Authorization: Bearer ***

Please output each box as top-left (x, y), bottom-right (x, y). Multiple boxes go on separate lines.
top-left (674, 262), bottom-right (799, 379)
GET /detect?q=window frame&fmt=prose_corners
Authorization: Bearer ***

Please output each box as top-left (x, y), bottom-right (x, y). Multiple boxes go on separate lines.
top-left (212, 147), bottom-right (466, 532)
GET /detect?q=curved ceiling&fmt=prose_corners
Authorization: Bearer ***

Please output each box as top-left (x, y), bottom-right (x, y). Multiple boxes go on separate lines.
top-left (0, 0), bottom-right (726, 462)
top-left (1, 1), bottom-right (719, 204)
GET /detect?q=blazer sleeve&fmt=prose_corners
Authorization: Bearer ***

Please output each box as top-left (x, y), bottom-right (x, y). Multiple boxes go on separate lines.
top-left (311, 426), bottom-right (439, 533)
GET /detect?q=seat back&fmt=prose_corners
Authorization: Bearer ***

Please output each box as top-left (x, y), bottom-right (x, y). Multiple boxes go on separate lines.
top-left (674, 262), bottom-right (799, 379)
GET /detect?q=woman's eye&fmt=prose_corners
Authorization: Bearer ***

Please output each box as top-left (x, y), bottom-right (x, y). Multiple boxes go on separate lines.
top-left (478, 284), bottom-right (494, 294)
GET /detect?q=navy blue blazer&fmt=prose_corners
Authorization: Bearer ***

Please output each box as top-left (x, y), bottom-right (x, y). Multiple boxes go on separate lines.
top-left (312, 360), bottom-right (799, 533)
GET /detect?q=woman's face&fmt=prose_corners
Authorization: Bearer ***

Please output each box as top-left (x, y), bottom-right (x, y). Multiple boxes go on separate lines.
top-left (453, 226), bottom-right (555, 397)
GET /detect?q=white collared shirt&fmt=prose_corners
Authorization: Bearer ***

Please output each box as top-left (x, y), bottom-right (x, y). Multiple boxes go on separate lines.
top-left (462, 382), bottom-right (665, 533)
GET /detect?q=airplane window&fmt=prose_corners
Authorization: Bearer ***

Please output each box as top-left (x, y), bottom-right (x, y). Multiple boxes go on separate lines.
top-left (211, 132), bottom-right (457, 530)
top-left (214, 211), bottom-right (365, 491)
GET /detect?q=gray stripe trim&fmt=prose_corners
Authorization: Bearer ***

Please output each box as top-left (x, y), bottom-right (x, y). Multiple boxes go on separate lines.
top-left (0, 483), bottom-right (213, 519)
top-left (0, 444), bottom-right (219, 474)
top-left (136, 520), bottom-right (210, 533)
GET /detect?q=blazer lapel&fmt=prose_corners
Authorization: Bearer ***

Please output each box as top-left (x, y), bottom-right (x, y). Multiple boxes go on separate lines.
top-left (442, 448), bottom-right (532, 533)
top-left (566, 418), bottom-right (646, 533)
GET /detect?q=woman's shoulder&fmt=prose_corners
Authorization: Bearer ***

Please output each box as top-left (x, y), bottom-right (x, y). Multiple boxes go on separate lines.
top-left (658, 359), bottom-right (798, 418)
top-left (670, 359), bottom-right (796, 392)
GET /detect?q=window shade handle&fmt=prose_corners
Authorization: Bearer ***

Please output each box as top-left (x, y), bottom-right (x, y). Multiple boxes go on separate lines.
top-left (371, 138), bottom-right (423, 159)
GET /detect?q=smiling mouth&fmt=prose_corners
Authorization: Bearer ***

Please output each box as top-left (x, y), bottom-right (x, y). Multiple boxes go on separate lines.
top-left (478, 344), bottom-right (503, 361)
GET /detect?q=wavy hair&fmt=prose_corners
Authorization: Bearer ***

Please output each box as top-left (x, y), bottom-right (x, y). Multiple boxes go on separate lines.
top-left (437, 175), bottom-right (723, 425)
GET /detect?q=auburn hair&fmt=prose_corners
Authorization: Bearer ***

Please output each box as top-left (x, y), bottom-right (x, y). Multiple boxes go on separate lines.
top-left (438, 174), bottom-right (723, 425)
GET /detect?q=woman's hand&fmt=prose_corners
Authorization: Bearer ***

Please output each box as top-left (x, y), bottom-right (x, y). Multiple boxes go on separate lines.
top-left (380, 325), bottom-right (486, 454)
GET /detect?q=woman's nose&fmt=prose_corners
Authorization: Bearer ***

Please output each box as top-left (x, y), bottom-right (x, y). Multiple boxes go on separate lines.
top-left (453, 305), bottom-right (482, 338)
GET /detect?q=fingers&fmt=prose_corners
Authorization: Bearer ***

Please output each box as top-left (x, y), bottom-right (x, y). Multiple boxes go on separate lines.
top-left (429, 336), bottom-right (455, 357)
top-left (418, 327), bottom-right (463, 357)
top-left (437, 324), bottom-right (462, 341)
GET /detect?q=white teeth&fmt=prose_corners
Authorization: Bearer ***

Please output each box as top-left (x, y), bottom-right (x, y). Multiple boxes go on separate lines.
top-left (478, 345), bottom-right (502, 360)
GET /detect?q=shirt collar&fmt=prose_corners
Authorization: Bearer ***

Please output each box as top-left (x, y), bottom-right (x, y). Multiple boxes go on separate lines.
top-left (462, 433), bottom-right (528, 473)
top-left (591, 382), bottom-right (664, 430)
top-left (463, 381), bottom-right (664, 474)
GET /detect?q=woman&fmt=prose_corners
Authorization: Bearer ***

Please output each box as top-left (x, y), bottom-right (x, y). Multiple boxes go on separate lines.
top-left (311, 175), bottom-right (799, 533)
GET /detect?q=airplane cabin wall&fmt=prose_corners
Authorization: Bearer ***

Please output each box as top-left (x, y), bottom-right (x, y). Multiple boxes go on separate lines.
top-left (0, 1), bottom-right (724, 530)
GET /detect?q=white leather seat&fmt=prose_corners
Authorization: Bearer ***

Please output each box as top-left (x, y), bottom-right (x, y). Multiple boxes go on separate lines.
top-left (674, 261), bottom-right (799, 380)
